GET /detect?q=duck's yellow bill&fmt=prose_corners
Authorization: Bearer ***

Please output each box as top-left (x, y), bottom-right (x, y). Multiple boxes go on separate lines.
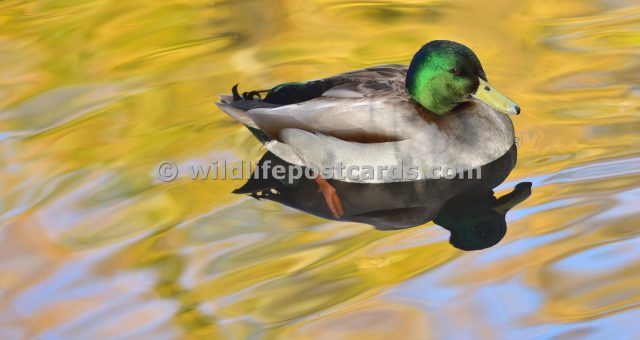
top-left (471, 78), bottom-right (520, 115)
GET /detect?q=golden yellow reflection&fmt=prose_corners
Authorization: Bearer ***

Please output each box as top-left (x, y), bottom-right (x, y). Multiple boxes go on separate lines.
top-left (1, 0), bottom-right (639, 338)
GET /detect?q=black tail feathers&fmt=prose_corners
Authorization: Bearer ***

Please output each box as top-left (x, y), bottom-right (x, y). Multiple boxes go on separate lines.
top-left (231, 84), bottom-right (268, 102)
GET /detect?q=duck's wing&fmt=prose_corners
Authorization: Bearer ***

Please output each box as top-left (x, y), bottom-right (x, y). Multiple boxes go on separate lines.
top-left (269, 129), bottom-right (443, 183)
top-left (265, 100), bottom-right (515, 183)
top-left (216, 64), bottom-right (432, 144)
top-left (271, 127), bottom-right (515, 183)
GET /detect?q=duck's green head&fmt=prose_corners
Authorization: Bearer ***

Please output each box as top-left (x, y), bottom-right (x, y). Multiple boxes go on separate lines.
top-left (406, 40), bottom-right (520, 115)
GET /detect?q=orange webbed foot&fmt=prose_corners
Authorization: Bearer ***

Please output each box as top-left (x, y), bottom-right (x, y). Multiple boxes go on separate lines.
top-left (314, 176), bottom-right (344, 219)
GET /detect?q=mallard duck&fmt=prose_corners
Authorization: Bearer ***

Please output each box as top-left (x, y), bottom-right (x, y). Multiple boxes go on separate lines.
top-left (217, 40), bottom-right (520, 218)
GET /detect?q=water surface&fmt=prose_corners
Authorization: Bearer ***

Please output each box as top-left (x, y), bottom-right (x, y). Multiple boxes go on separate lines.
top-left (1, 0), bottom-right (639, 338)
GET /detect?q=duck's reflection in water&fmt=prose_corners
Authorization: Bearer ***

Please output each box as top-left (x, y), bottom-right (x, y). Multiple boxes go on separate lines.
top-left (235, 145), bottom-right (531, 250)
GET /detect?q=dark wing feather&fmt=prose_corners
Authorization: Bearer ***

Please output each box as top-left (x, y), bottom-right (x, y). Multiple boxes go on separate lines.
top-left (263, 80), bottom-right (345, 104)
top-left (255, 64), bottom-right (410, 105)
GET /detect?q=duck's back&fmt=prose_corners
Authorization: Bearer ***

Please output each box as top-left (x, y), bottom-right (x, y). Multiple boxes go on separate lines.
top-left (216, 64), bottom-right (433, 143)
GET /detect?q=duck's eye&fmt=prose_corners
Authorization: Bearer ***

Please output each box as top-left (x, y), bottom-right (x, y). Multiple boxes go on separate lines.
top-left (449, 67), bottom-right (460, 75)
